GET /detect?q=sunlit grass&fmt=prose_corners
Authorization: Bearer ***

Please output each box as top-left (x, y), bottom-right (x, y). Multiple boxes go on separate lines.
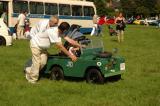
top-left (0, 25), bottom-right (160, 105)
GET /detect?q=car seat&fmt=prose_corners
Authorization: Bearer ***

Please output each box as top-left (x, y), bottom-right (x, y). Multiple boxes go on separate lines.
top-left (62, 24), bottom-right (91, 57)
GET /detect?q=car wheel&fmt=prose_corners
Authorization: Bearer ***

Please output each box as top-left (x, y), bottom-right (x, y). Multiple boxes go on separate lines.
top-left (86, 69), bottom-right (104, 84)
top-left (0, 36), bottom-right (6, 46)
top-left (50, 66), bottom-right (64, 80)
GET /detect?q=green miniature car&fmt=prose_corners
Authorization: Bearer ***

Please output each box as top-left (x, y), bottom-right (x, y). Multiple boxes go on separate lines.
top-left (44, 38), bottom-right (125, 84)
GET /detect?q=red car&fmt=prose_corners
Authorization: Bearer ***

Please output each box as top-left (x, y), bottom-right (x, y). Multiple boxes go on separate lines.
top-left (106, 18), bottom-right (115, 24)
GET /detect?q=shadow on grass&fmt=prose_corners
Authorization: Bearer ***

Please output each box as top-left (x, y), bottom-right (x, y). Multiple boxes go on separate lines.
top-left (40, 73), bottom-right (123, 84)
top-left (110, 39), bottom-right (118, 42)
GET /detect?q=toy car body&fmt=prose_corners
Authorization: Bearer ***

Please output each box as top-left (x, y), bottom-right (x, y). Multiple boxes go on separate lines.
top-left (44, 39), bottom-right (125, 84)
top-left (0, 18), bottom-right (12, 46)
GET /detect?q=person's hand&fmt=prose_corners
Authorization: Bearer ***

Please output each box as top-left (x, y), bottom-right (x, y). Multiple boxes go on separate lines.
top-left (69, 54), bottom-right (77, 62)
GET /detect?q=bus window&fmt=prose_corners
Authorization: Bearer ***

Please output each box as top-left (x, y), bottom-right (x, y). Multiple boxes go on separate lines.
top-left (30, 2), bottom-right (44, 14)
top-left (45, 3), bottom-right (58, 15)
top-left (0, 2), bottom-right (7, 16)
top-left (84, 6), bottom-right (94, 16)
top-left (13, 1), bottom-right (28, 13)
top-left (72, 5), bottom-right (82, 16)
top-left (59, 4), bottom-right (71, 16)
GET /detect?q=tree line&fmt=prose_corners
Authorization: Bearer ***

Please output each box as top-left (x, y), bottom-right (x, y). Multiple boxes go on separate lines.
top-left (87, 0), bottom-right (160, 18)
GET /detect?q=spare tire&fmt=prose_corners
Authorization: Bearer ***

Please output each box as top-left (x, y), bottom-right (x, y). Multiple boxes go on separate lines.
top-left (96, 51), bottom-right (112, 58)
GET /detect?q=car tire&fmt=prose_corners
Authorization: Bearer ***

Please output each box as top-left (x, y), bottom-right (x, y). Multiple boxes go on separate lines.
top-left (86, 69), bottom-right (104, 84)
top-left (0, 36), bottom-right (6, 46)
top-left (50, 66), bottom-right (64, 80)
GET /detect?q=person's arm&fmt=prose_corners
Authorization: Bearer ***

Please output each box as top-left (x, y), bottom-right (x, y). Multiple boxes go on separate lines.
top-left (64, 36), bottom-right (82, 48)
top-left (114, 17), bottom-right (117, 24)
top-left (55, 42), bottom-right (77, 62)
top-left (91, 26), bottom-right (96, 36)
top-left (123, 17), bottom-right (126, 23)
top-left (17, 14), bottom-right (21, 25)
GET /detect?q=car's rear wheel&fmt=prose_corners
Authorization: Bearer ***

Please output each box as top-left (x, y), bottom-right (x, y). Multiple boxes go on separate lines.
top-left (50, 66), bottom-right (64, 80)
top-left (0, 36), bottom-right (6, 46)
top-left (86, 69), bottom-right (104, 84)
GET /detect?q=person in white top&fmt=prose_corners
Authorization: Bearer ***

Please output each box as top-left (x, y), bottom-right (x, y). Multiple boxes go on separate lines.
top-left (91, 15), bottom-right (98, 36)
top-left (16, 10), bottom-right (27, 39)
top-left (26, 16), bottom-right (83, 83)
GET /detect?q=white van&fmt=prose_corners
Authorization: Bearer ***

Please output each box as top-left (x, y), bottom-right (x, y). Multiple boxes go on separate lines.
top-left (0, 18), bottom-right (12, 46)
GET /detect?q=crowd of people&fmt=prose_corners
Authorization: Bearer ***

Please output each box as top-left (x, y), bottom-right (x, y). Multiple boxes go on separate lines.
top-left (0, 10), bottom-right (31, 40)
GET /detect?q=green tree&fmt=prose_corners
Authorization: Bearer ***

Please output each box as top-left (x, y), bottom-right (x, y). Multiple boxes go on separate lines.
top-left (155, 0), bottom-right (160, 16)
top-left (121, 0), bottom-right (158, 17)
top-left (120, 0), bottom-right (137, 17)
top-left (136, 6), bottom-right (150, 17)
top-left (87, 0), bottom-right (114, 16)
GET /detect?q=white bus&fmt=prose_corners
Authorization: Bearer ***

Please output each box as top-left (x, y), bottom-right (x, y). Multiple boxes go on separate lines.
top-left (0, 0), bottom-right (96, 34)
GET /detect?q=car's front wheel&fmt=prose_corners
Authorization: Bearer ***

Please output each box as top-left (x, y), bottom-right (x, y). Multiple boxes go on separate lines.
top-left (50, 66), bottom-right (64, 80)
top-left (0, 36), bottom-right (6, 46)
top-left (86, 69), bottom-right (104, 84)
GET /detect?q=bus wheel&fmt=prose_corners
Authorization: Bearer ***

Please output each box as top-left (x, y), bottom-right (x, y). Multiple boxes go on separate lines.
top-left (0, 36), bottom-right (6, 46)
top-left (86, 69), bottom-right (104, 84)
top-left (50, 66), bottom-right (64, 80)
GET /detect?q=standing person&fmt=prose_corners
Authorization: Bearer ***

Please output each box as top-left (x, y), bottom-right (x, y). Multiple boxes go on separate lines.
top-left (16, 10), bottom-right (27, 39)
top-left (91, 15), bottom-right (98, 36)
top-left (97, 15), bottom-right (106, 36)
top-left (1, 10), bottom-right (8, 25)
top-left (26, 16), bottom-right (82, 84)
top-left (24, 14), bottom-right (30, 38)
top-left (115, 12), bottom-right (126, 43)
top-left (144, 18), bottom-right (149, 26)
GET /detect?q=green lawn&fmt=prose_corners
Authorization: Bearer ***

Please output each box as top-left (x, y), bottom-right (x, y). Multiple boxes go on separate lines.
top-left (0, 25), bottom-right (160, 106)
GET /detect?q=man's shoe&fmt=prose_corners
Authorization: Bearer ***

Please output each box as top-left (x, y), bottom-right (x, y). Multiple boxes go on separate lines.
top-left (25, 73), bottom-right (31, 81)
top-left (26, 74), bottom-right (37, 84)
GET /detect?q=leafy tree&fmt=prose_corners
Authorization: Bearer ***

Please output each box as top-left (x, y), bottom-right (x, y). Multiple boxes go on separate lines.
top-left (136, 6), bottom-right (150, 17)
top-left (155, 0), bottom-right (160, 16)
top-left (87, 0), bottom-right (116, 16)
top-left (120, 0), bottom-right (137, 17)
top-left (88, 0), bottom-right (159, 17)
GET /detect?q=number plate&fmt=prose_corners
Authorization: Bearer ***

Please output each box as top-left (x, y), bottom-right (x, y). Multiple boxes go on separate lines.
top-left (120, 63), bottom-right (125, 70)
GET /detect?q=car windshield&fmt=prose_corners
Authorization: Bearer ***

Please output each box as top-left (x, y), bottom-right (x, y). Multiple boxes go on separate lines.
top-left (80, 39), bottom-right (104, 54)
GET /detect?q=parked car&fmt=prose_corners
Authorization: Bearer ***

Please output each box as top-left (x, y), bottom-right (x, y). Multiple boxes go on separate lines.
top-left (148, 20), bottom-right (160, 26)
top-left (146, 17), bottom-right (157, 25)
top-left (0, 18), bottom-right (12, 46)
top-left (133, 20), bottom-right (145, 25)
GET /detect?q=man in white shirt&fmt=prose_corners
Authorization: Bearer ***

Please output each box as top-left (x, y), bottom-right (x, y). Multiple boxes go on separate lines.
top-left (26, 16), bottom-right (82, 83)
top-left (16, 11), bottom-right (27, 39)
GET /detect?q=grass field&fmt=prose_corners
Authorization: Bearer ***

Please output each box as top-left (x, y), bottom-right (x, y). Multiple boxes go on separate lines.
top-left (0, 25), bottom-right (160, 106)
